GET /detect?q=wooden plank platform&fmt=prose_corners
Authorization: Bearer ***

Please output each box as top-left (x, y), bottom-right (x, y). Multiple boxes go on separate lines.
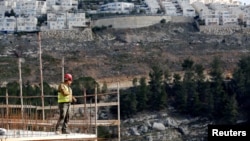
top-left (0, 119), bottom-right (120, 127)
top-left (0, 130), bottom-right (97, 141)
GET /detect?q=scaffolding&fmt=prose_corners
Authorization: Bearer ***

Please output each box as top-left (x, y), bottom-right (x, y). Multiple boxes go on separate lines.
top-left (0, 83), bottom-right (121, 141)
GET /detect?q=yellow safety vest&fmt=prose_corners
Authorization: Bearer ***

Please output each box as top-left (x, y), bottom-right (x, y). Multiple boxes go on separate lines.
top-left (58, 83), bottom-right (72, 103)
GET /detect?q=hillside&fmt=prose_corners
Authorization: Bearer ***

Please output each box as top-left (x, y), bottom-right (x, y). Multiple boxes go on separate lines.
top-left (0, 22), bottom-right (250, 86)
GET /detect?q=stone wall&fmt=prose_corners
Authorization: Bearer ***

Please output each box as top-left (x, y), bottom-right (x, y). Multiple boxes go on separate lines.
top-left (40, 28), bottom-right (93, 41)
top-left (92, 15), bottom-right (172, 29)
top-left (200, 25), bottom-right (250, 35)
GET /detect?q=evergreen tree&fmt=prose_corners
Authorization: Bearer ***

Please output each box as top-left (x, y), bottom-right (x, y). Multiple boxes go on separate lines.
top-left (233, 56), bottom-right (250, 123)
top-left (172, 73), bottom-right (187, 113)
top-left (101, 81), bottom-right (108, 93)
top-left (71, 77), bottom-right (99, 103)
top-left (129, 88), bottom-right (138, 115)
top-left (120, 88), bottom-right (137, 118)
top-left (6, 81), bottom-right (19, 104)
top-left (182, 58), bottom-right (199, 115)
top-left (148, 65), bottom-right (165, 111)
top-left (222, 94), bottom-right (238, 124)
top-left (0, 87), bottom-right (7, 104)
top-left (194, 64), bottom-right (212, 116)
top-left (136, 77), bottom-right (148, 111)
top-left (209, 57), bottom-right (227, 120)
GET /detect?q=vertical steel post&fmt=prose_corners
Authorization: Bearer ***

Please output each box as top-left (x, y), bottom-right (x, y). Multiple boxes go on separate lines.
top-left (38, 32), bottom-right (45, 120)
top-left (18, 57), bottom-right (24, 121)
top-left (117, 82), bottom-right (121, 141)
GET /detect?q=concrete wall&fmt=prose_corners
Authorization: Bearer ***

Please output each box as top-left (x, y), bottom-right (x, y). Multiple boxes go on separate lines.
top-left (92, 15), bottom-right (194, 29)
top-left (171, 16), bottom-right (194, 23)
top-left (92, 15), bottom-right (172, 29)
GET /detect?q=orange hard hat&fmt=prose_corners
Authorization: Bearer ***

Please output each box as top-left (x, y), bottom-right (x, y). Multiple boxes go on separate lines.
top-left (64, 73), bottom-right (72, 81)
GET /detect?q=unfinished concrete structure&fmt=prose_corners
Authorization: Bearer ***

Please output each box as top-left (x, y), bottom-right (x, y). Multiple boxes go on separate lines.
top-left (0, 83), bottom-right (121, 141)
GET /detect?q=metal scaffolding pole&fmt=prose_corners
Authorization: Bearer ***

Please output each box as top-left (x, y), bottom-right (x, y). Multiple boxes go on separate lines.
top-left (117, 82), bottom-right (120, 141)
top-left (38, 32), bottom-right (45, 120)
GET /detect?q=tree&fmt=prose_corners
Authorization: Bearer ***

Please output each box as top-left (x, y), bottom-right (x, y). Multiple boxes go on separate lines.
top-left (181, 58), bottom-right (200, 115)
top-left (194, 64), bottom-right (213, 117)
top-left (233, 56), bottom-right (250, 123)
top-left (209, 57), bottom-right (227, 120)
top-left (222, 94), bottom-right (238, 124)
top-left (148, 65), bottom-right (166, 111)
top-left (101, 81), bottom-right (108, 93)
top-left (136, 77), bottom-right (148, 111)
top-left (5, 9), bottom-right (16, 17)
top-left (172, 73), bottom-right (187, 113)
top-left (71, 77), bottom-right (99, 103)
top-left (119, 88), bottom-right (137, 118)
top-left (6, 81), bottom-right (19, 104)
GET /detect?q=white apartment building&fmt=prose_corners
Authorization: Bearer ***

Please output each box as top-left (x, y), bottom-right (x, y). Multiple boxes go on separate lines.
top-left (192, 1), bottom-right (220, 25)
top-left (47, 12), bottom-right (86, 30)
top-left (17, 16), bottom-right (38, 31)
top-left (144, 0), bottom-right (161, 14)
top-left (160, 0), bottom-right (178, 16)
top-left (0, 16), bottom-right (38, 32)
top-left (178, 0), bottom-right (196, 17)
top-left (36, 0), bottom-right (47, 15)
top-left (219, 10), bottom-right (238, 25)
top-left (60, 0), bottom-right (78, 8)
top-left (52, 0), bottom-right (78, 11)
top-left (190, 0), bottom-right (242, 5)
top-left (0, 0), bottom-right (16, 14)
top-left (13, 0), bottom-right (46, 17)
top-left (99, 2), bottom-right (134, 14)
top-left (209, 3), bottom-right (238, 25)
top-left (47, 13), bottom-right (66, 29)
top-left (0, 11), bottom-right (5, 19)
top-left (67, 13), bottom-right (86, 29)
top-left (241, 6), bottom-right (250, 26)
top-left (0, 16), bottom-right (16, 32)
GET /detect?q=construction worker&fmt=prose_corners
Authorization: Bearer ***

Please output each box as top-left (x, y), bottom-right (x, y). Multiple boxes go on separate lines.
top-left (55, 73), bottom-right (77, 135)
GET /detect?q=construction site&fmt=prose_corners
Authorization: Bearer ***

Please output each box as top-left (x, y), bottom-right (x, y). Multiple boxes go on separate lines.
top-left (0, 32), bottom-right (121, 141)
top-left (0, 83), bottom-right (121, 141)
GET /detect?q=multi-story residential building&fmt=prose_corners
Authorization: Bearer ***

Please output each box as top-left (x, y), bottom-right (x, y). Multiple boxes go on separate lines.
top-left (178, 0), bottom-right (195, 17)
top-left (219, 10), bottom-right (238, 25)
top-left (99, 2), bottom-right (134, 14)
top-left (190, 0), bottom-right (242, 5)
top-left (209, 3), bottom-right (238, 25)
top-left (160, 0), bottom-right (178, 16)
top-left (13, 0), bottom-right (46, 17)
top-left (0, 16), bottom-right (38, 32)
top-left (17, 16), bottom-right (38, 31)
top-left (192, 1), bottom-right (220, 25)
top-left (144, 0), bottom-right (161, 14)
top-left (67, 13), bottom-right (86, 29)
top-left (47, 13), bottom-right (66, 29)
top-left (60, 0), bottom-right (78, 8)
top-left (52, 0), bottom-right (78, 11)
top-left (0, 11), bottom-right (5, 19)
top-left (240, 6), bottom-right (250, 26)
top-left (0, 16), bottom-right (16, 32)
top-left (46, 12), bottom-right (86, 30)
top-left (36, 0), bottom-right (47, 15)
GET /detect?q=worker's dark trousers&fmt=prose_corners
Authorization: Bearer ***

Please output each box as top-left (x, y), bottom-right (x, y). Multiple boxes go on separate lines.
top-left (55, 102), bottom-right (71, 132)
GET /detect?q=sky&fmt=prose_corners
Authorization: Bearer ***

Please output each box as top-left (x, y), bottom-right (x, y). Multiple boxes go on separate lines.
top-left (240, 0), bottom-right (250, 5)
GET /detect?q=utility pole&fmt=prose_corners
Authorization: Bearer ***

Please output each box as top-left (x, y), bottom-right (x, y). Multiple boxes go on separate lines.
top-left (38, 32), bottom-right (45, 120)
